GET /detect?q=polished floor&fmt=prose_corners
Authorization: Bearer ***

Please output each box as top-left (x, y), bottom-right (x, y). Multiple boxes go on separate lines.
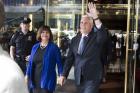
top-left (55, 67), bottom-right (124, 93)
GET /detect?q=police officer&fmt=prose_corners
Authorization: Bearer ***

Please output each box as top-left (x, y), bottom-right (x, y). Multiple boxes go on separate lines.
top-left (10, 17), bottom-right (36, 74)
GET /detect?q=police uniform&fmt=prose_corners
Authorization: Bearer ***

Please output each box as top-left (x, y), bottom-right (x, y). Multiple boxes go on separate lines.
top-left (10, 17), bottom-right (36, 74)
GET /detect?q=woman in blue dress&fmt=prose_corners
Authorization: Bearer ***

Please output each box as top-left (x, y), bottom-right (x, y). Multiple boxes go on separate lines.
top-left (25, 25), bottom-right (63, 93)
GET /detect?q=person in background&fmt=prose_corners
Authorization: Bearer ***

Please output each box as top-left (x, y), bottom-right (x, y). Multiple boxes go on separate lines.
top-left (10, 17), bottom-right (36, 74)
top-left (101, 29), bottom-right (112, 83)
top-left (0, 1), bottom-right (28, 93)
top-left (0, 0), bottom-right (4, 28)
top-left (0, 46), bottom-right (29, 93)
top-left (59, 2), bottom-right (108, 93)
top-left (25, 25), bottom-right (63, 93)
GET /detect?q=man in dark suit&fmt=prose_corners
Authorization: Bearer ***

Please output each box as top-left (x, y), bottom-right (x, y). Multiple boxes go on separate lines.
top-left (59, 2), bottom-right (108, 93)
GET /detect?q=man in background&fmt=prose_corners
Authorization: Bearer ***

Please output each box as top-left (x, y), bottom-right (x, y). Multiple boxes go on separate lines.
top-left (10, 17), bottom-right (36, 74)
top-left (0, 0), bottom-right (29, 93)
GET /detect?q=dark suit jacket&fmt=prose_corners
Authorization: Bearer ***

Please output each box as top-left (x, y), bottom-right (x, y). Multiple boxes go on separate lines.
top-left (63, 25), bottom-right (108, 85)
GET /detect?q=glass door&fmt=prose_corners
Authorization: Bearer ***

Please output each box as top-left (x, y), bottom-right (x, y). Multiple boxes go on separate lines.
top-left (45, 0), bottom-right (88, 47)
top-left (124, 0), bottom-right (140, 93)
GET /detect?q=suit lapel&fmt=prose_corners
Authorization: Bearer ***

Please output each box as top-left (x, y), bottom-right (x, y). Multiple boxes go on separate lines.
top-left (75, 34), bottom-right (81, 54)
top-left (82, 31), bottom-right (97, 55)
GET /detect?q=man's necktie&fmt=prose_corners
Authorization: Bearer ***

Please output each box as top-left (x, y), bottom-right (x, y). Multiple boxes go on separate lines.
top-left (78, 36), bottom-right (87, 55)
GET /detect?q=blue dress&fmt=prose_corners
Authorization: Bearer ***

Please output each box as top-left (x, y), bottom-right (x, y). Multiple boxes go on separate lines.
top-left (26, 42), bottom-right (63, 92)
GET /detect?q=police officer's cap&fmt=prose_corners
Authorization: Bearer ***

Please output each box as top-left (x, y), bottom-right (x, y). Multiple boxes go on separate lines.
top-left (21, 17), bottom-right (31, 24)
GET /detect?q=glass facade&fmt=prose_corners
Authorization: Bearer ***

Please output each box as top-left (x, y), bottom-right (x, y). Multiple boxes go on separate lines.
top-left (3, 0), bottom-right (47, 5)
top-left (1, 0), bottom-right (140, 93)
top-left (4, 0), bottom-right (129, 31)
top-left (125, 0), bottom-right (140, 93)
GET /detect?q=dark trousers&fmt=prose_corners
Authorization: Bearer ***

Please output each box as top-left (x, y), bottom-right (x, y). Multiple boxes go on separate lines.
top-left (15, 57), bottom-right (26, 74)
top-left (32, 88), bottom-right (53, 93)
top-left (77, 77), bottom-right (101, 93)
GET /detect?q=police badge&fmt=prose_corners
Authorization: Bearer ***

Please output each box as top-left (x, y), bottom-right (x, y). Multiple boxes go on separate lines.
top-left (28, 36), bottom-right (32, 41)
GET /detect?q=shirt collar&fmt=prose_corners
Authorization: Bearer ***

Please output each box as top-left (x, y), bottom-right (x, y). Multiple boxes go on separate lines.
top-left (82, 34), bottom-right (88, 38)
top-left (20, 30), bottom-right (29, 35)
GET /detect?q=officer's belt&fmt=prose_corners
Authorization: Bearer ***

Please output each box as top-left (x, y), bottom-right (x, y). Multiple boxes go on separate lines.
top-left (16, 55), bottom-right (26, 58)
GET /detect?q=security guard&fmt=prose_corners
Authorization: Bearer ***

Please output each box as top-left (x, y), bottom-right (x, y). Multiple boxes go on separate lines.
top-left (10, 17), bottom-right (36, 74)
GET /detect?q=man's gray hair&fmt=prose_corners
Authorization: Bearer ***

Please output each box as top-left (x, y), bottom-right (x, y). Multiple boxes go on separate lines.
top-left (82, 15), bottom-right (93, 25)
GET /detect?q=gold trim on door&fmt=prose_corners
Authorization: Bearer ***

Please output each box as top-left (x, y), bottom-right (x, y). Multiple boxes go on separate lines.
top-left (124, 0), bottom-right (131, 93)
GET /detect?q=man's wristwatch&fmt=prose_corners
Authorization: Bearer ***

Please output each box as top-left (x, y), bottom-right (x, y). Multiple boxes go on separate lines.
top-left (93, 17), bottom-right (99, 20)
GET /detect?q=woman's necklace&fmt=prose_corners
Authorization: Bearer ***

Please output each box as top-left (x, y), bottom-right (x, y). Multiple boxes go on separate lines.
top-left (40, 43), bottom-right (48, 49)
top-left (40, 45), bottom-right (46, 49)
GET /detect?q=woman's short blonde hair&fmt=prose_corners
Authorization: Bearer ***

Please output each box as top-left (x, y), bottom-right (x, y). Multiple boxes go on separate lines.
top-left (36, 25), bottom-right (53, 42)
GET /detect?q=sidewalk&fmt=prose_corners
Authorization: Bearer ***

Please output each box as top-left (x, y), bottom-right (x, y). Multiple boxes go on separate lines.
top-left (55, 67), bottom-right (124, 93)
top-left (55, 67), bottom-right (76, 93)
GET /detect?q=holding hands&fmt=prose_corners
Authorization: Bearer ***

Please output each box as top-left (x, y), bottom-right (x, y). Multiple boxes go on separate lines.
top-left (58, 3), bottom-right (101, 87)
top-left (58, 76), bottom-right (66, 86)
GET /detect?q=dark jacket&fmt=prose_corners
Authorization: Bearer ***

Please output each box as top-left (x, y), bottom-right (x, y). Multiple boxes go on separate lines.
top-left (62, 25), bottom-right (108, 85)
top-left (10, 30), bottom-right (36, 56)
